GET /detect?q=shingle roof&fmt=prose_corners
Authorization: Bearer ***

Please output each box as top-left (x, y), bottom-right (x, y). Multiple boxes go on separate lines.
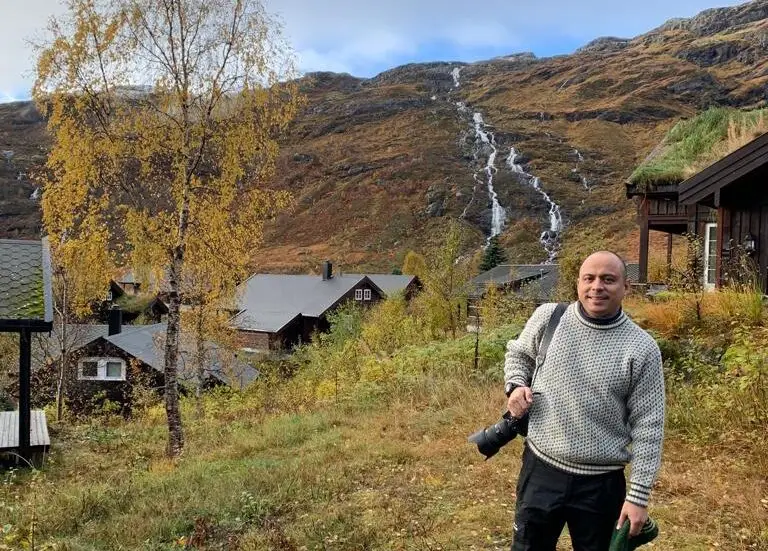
top-left (103, 324), bottom-right (258, 387)
top-left (235, 273), bottom-right (406, 332)
top-left (357, 274), bottom-right (417, 297)
top-left (0, 239), bottom-right (53, 325)
top-left (470, 264), bottom-right (557, 294)
top-left (31, 324), bottom-right (144, 370)
top-left (470, 263), bottom-right (640, 301)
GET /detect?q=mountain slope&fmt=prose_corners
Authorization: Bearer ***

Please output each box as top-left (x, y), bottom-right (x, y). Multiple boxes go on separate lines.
top-left (3, 1), bottom-right (768, 272)
top-left (259, 0), bottom-right (768, 272)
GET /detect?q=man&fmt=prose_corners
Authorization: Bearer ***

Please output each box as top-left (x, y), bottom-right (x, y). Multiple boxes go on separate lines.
top-left (504, 251), bottom-right (665, 551)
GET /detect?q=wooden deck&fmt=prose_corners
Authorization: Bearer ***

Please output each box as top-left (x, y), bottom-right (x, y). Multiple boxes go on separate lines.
top-left (0, 410), bottom-right (50, 452)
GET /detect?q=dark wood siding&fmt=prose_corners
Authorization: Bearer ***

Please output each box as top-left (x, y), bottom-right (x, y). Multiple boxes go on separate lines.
top-left (648, 197), bottom-right (687, 217)
top-left (31, 338), bottom-right (164, 414)
top-left (237, 315), bottom-right (306, 352)
top-left (722, 204), bottom-right (768, 291)
top-left (238, 330), bottom-right (271, 351)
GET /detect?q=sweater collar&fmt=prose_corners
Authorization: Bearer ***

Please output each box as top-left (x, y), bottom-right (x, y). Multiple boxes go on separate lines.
top-left (575, 301), bottom-right (627, 329)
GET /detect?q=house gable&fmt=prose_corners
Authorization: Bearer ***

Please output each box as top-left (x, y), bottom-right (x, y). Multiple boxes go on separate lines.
top-left (679, 131), bottom-right (768, 206)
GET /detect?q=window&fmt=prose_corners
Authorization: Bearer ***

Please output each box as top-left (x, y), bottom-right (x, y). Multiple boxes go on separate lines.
top-left (106, 361), bottom-right (123, 378)
top-left (355, 289), bottom-right (363, 300)
top-left (703, 223), bottom-right (717, 290)
top-left (79, 357), bottom-right (126, 381)
top-left (81, 360), bottom-right (98, 378)
top-left (363, 289), bottom-right (371, 301)
top-left (106, 290), bottom-right (113, 301)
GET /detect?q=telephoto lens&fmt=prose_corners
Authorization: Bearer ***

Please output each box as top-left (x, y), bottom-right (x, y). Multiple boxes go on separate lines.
top-left (468, 411), bottom-right (528, 459)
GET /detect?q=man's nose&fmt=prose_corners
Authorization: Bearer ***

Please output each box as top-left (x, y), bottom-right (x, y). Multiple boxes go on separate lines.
top-left (592, 279), bottom-right (605, 289)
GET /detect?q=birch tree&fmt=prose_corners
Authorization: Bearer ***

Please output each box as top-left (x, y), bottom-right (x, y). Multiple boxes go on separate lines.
top-left (412, 222), bottom-right (471, 339)
top-left (33, 0), bottom-right (299, 456)
top-left (49, 235), bottom-right (113, 421)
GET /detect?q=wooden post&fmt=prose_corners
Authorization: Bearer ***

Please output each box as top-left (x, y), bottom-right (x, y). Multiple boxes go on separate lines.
top-left (666, 233), bottom-right (673, 280)
top-left (19, 328), bottom-right (31, 462)
top-left (639, 201), bottom-right (650, 283)
top-left (716, 207), bottom-right (725, 289)
top-left (473, 306), bottom-right (480, 372)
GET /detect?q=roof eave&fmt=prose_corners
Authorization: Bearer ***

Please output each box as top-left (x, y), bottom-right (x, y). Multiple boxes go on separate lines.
top-left (0, 319), bottom-right (54, 333)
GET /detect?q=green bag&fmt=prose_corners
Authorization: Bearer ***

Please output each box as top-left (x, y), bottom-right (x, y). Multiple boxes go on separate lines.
top-left (608, 517), bottom-right (659, 551)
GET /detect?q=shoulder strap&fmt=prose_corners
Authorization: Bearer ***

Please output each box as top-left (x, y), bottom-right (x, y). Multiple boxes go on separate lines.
top-left (531, 302), bottom-right (568, 388)
top-left (538, 302), bottom-right (568, 364)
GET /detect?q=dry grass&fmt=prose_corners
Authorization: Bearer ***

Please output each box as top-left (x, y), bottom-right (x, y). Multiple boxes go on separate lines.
top-left (626, 286), bottom-right (763, 337)
top-left (625, 296), bottom-right (689, 337)
top-left (3, 315), bottom-right (768, 550)
top-left (685, 112), bottom-right (768, 177)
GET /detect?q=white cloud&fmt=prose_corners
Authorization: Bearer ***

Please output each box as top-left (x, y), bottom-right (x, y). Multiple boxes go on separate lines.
top-left (296, 49), bottom-right (354, 75)
top-left (0, 0), bottom-right (748, 99)
top-left (0, 0), bottom-right (67, 100)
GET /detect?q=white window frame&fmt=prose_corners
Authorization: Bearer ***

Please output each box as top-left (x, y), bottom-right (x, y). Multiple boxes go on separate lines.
top-left (363, 289), bottom-right (371, 301)
top-left (355, 289), bottom-right (363, 300)
top-left (78, 357), bottom-right (127, 381)
top-left (703, 223), bottom-right (717, 291)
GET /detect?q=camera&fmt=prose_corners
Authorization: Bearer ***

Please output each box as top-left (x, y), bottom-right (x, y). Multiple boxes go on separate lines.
top-left (468, 411), bottom-right (529, 460)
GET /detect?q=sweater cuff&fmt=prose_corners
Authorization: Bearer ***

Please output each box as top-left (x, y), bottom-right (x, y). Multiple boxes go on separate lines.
top-left (626, 482), bottom-right (652, 507)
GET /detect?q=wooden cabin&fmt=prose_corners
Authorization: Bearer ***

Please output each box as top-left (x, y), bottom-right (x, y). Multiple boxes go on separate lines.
top-left (629, 131), bottom-right (768, 292)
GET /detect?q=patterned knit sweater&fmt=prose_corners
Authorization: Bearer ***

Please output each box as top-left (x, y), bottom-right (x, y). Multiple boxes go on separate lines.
top-left (504, 302), bottom-right (665, 507)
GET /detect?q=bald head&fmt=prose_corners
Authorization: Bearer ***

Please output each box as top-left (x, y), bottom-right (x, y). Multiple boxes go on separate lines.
top-left (576, 251), bottom-right (630, 318)
top-left (581, 251), bottom-right (627, 282)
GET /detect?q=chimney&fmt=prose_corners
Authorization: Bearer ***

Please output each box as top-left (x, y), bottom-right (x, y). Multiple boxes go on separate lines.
top-left (322, 260), bottom-right (333, 281)
top-left (108, 306), bottom-right (122, 336)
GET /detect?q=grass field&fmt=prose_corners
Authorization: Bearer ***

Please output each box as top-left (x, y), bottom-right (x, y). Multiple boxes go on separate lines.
top-left (2, 299), bottom-right (767, 550)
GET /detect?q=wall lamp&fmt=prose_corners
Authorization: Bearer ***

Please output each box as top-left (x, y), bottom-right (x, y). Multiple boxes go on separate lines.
top-left (744, 231), bottom-right (757, 255)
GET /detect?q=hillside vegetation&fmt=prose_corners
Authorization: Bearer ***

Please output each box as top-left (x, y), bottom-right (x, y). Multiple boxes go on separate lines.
top-left (2, 287), bottom-right (767, 550)
top-left (5, 2), bottom-right (768, 270)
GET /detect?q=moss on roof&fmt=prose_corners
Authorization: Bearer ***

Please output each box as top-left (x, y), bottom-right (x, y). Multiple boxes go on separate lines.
top-left (629, 107), bottom-right (768, 190)
top-left (0, 240), bottom-right (47, 320)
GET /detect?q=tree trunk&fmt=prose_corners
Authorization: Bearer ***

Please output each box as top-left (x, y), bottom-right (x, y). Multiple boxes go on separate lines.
top-left (164, 253), bottom-right (186, 457)
top-left (195, 304), bottom-right (205, 419)
top-left (55, 278), bottom-right (68, 422)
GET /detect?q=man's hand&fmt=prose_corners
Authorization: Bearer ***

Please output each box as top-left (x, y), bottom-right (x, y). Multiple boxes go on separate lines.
top-left (507, 386), bottom-right (533, 418)
top-left (617, 501), bottom-right (648, 537)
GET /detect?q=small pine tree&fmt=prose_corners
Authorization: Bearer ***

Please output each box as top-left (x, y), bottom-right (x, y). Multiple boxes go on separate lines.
top-left (479, 236), bottom-right (508, 272)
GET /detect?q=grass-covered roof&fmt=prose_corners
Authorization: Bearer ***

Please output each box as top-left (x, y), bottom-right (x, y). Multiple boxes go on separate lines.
top-left (629, 107), bottom-right (768, 190)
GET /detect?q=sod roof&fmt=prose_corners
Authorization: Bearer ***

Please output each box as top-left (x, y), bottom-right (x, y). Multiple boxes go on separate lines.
top-left (629, 107), bottom-right (768, 191)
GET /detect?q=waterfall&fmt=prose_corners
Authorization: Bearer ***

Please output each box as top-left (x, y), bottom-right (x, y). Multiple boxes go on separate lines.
top-left (452, 67), bottom-right (461, 88)
top-left (507, 147), bottom-right (563, 261)
top-left (472, 113), bottom-right (506, 241)
top-left (452, 66), bottom-right (506, 242)
top-left (573, 148), bottom-right (591, 191)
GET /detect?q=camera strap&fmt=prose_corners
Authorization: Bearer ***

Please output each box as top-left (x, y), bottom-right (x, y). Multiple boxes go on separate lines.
top-left (532, 302), bottom-right (568, 388)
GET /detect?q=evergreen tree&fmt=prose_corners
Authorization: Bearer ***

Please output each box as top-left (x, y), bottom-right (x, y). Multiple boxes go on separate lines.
top-left (479, 236), bottom-right (508, 272)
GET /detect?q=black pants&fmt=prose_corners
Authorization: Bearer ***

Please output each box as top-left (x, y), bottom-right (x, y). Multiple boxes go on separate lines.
top-left (511, 445), bottom-right (625, 551)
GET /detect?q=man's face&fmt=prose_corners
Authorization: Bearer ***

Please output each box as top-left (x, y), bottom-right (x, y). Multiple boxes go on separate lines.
top-left (576, 252), bottom-right (629, 318)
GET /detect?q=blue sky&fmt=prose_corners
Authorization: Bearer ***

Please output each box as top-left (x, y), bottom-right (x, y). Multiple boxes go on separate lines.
top-left (0, 0), bottom-right (746, 102)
